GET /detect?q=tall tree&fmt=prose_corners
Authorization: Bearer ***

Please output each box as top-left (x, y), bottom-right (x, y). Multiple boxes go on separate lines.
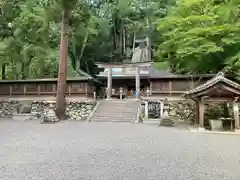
top-left (55, 0), bottom-right (77, 119)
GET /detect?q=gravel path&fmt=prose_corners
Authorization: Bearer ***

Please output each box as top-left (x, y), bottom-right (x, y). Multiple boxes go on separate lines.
top-left (0, 120), bottom-right (239, 180)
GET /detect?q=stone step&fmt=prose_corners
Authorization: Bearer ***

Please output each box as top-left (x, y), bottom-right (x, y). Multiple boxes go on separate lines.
top-left (90, 100), bottom-right (139, 122)
top-left (159, 117), bottom-right (175, 127)
top-left (94, 110), bottom-right (137, 112)
top-left (90, 117), bottom-right (136, 121)
top-left (94, 113), bottom-right (136, 115)
top-left (91, 115), bottom-right (136, 118)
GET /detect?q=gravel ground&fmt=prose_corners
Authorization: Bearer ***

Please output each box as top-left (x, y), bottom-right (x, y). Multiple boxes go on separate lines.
top-left (0, 120), bottom-right (240, 180)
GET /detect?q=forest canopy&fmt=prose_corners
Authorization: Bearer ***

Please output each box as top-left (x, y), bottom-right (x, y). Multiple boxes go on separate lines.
top-left (0, 0), bottom-right (239, 80)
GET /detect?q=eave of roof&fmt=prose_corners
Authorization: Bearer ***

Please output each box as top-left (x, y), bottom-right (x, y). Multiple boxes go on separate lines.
top-left (0, 77), bottom-right (102, 84)
top-left (185, 72), bottom-right (240, 96)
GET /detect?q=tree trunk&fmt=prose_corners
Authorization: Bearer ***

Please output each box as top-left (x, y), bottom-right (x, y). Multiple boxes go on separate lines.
top-left (56, 10), bottom-right (69, 120)
top-left (1, 63), bottom-right (6, 80)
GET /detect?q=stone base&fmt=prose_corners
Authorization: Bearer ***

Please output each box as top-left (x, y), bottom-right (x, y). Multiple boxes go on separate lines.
top-left (12, 114), bottom-right (34, 121)
top-left (40, 120), bottom-right (59, 124)
top-left (234, 129), bottom-right (240, 133)
top-left (143, 119), bottom-right (159, 125)
top-left (159, 116), bottom-right (175, 127)
top-left (198, 127), bottom-right (205, 132)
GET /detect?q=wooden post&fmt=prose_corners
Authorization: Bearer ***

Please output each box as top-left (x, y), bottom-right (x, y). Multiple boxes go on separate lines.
top-left (199, 101), bottom-right (205, 128)
top-left (93, 92), bottom-right (96, 100)
top-left (150, 81), bottom-right (152, 95)
top-left (233, 102), bottom-right (239, 130)
top-left (9, 85), bottom-right (12, 96)
top-left (135, 66), bottom-right (140, 99)
top-left (145, 101), bottom-right (148, 120)
top-left (53, 84), bottom-right (56, 96)
top-left (107, 68), bottom-right (112, 99)
top-left (85, 83), bottom-right (88, 97)
top-left (37, 84), bottom-right (40, 95)
top-left (169, 81), bottom-right (172, 95)
top-left (195, 101), bottom-right (199, 125)
top-left (24, 84), bottom-right (27, 95)
top-left (68, 84), bottom-right (71, 96)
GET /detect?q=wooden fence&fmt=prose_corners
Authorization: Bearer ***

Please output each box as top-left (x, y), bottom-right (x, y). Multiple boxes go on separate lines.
top-left (0, 79), bottom-right (97, 97)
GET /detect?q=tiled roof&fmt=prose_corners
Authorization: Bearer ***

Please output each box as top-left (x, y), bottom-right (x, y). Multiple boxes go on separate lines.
top-left (185, 72), bottom-right (240, 96)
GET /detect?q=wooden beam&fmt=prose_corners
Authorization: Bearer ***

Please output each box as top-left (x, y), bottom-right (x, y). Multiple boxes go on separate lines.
top-left (202, 97), bottom-right (234, 103)
top-left (199, 101), bottom-right (205, 128)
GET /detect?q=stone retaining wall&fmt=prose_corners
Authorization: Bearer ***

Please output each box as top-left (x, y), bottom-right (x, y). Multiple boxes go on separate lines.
top-left (169, 100), bottom-right (196, 123)
top-left (166, 100), bottom-right (235, 124)
top-left (0, 100), bottom-right (96, 121)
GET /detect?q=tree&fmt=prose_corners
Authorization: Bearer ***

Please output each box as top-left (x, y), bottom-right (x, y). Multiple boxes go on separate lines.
top-left (53, 0), bottom-right (77, 119)
top-left (156, 0), bottom-right (240, 75)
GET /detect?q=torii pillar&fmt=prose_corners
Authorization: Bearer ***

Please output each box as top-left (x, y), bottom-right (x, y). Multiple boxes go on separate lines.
top-left (107, 68), bottom-right (112, 99)
top-left (135, 66), bottom-right (140, 99)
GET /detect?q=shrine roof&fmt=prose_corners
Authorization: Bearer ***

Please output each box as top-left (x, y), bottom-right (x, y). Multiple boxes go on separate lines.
top-left (185, 72), bottom-right (240, 98)
top-left (0, 69), bottom-right (102, 84)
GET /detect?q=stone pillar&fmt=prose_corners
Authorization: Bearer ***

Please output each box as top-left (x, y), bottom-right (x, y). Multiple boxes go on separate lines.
top-left (135, 66), bottom-right (140, 99)
top-left (199, 101), bottom-right (205, 128)
top-left (233, 102), bottom-right (239, 130)
top-left (163, 98), bottom-right (169, 117)
top-left (107, 67), bottom-right (112, 99)
top-left (145, 101), bottom-right (148, 120)
top-left (160, 101), bottom-right (164, 117)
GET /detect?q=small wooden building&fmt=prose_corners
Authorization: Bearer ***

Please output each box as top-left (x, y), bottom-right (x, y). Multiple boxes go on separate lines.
top-left (185, 72), bottom-right (240, 130)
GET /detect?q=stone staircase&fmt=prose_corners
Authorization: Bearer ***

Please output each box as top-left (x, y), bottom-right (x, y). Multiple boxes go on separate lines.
top-left (90, 100), bottom-right (140, 122)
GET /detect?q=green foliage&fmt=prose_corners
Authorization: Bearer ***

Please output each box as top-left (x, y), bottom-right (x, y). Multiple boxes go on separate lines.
top-left (0, 0), bottom-right (172, 80)
top-left (156, 0), bottom-right (240, 76)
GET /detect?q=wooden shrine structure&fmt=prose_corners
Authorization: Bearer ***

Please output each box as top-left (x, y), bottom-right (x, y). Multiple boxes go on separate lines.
top-left (185, 72), bottom-right (240, 130)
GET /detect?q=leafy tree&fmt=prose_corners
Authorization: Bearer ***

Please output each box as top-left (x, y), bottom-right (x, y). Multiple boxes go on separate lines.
top-left (156, 0), bottom-right (240, 76)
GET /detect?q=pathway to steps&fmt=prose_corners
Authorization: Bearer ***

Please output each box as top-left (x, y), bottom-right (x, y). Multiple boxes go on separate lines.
top-left (90, 99), bottom-right (140, 122)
